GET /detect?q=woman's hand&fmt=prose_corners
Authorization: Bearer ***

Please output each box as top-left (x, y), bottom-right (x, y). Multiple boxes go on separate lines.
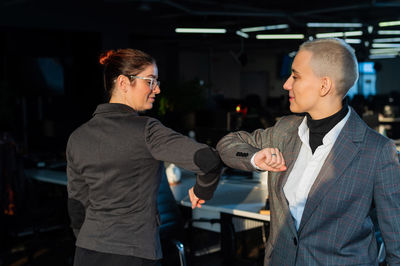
top-left (254, 148), bottom-right (287, 172)
top-left (188, 187), bottom-right (205, 209)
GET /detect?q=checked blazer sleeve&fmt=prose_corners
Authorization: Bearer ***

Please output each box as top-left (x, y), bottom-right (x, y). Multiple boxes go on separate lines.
top-left (216, 115), bottom-right (302, 172)
top-left (374, 141), bottom-right (400, 264)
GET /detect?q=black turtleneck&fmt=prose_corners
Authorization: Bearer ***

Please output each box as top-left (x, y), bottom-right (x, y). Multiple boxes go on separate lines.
top-left (306, 102), bottom-right (349, 154)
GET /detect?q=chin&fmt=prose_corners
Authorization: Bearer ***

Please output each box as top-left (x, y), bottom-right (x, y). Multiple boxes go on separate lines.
top-left (144, 104), bottom-right (153, 111)
top-left (289, 104), bottom-right (304, 114)
top-left (289, 105), bottom-right (298, 113)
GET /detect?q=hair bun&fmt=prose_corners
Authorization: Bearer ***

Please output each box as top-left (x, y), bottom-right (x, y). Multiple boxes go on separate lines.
top-left (99, 50), bottom-right (115, 65)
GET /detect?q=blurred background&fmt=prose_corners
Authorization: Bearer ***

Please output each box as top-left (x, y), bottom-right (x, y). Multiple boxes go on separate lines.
top-left (1, 0), bottom-right (400, 265)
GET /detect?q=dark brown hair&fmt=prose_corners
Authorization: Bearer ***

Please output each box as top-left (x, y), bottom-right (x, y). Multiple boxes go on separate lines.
top-left (99, 48), bottom-right (155, 97)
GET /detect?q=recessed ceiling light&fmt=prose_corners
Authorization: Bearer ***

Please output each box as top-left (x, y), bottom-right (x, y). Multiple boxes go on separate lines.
top-left (307, 22), bottom-right (363, 28)
top-left (344, 39), bottom-right (362, 44)
top-left (372, 43), bottom-right (400, 48)
top-left (236, 31), bottom-right (249, 38)
top-left (369, 48), bottom-right (400, 54)
top-left (369, 54), bottom-right (398, 59)
top-left (241, 24), bottom-right (289, 33)
top-left (256, 34), bottom-right (304, 39)
top-left (316, 31), bottom-right (363, 38)
top-left (378, 20), bottom-right (400, 27)
top-left (373, 37), bottom-right (400, 43)
top-left (175, 28), bottom-right (227, 34)
top-left (377, 30), bottom-right (400, 35)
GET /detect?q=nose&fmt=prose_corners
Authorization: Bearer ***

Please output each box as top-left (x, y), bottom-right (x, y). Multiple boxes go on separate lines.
top-left (153, 84), bottom-right (161, 94)
top-left (283, 76), bottom-right (292, 91)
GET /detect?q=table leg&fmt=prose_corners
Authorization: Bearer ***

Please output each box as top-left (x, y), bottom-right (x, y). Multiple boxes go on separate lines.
top-left (220, 213), bottom-right (236, 265)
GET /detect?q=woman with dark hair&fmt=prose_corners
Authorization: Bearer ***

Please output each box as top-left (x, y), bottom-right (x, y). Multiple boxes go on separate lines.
top-left (67, 48), bottom-right (222, 266)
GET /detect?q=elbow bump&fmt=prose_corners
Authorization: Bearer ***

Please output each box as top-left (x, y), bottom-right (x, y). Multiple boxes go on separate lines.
top-left (198, 171), bottom-right (220, 183)
top-left (194, 147), bottom-right (223, 174)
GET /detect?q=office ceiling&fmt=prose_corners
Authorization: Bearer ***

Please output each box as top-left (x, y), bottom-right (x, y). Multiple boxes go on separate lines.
top-left (1, 0), bottom-right (400, 56)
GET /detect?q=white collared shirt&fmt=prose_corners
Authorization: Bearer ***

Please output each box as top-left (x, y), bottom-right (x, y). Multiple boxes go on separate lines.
top-left (283, 110), bottom-right (350, 230)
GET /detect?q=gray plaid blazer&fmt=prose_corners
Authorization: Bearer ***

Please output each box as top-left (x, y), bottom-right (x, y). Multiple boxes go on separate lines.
top-left (217, 107), bottom-right (400, 265)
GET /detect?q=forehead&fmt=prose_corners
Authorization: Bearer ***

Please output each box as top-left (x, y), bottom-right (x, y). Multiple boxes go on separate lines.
top-left (138, 64), bottom-right (158, 77)
top-left (292, 50), bottom-right (313, 72)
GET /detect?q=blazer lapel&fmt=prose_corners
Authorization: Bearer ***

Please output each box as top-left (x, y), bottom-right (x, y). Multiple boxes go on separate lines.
top-left (275, 131), bottom-right (303, 237)
top-left (277, 134), bottom-right (302, 194)
top-left (297, 109), bottom-right (365, 233)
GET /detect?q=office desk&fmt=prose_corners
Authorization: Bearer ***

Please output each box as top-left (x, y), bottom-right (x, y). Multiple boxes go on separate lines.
top-left (25, 168), bottom-right (67, 186)
top-left (172, 171), bottom-right (270, 264)
top-left (25, 168), bottom-right (269, 221)
top-left (25, 168), bottom-right (269, 263)
top-left (171, 173), bottom-right (269, 222)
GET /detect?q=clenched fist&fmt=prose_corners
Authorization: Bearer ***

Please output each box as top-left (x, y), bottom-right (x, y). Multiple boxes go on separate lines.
top-left (254, 147), bottom-right (287, 172)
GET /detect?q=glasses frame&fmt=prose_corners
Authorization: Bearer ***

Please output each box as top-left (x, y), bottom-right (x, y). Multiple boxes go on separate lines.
top-left (125, 75), bottom-right (160, 91)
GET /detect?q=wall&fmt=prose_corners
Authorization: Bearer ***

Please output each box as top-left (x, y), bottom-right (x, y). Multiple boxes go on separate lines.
top-left (375, 58), bottom-right (400, 95)
top-left (178, 47), bottom-right (290, 107)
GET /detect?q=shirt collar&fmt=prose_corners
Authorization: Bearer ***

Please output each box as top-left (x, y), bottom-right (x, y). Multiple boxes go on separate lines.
top-left (93, 103), bottom-right (139, 116)
top-left (298, 108), bottom-right (351, 146)
top-left (298, 117), bottom-right (309, 145)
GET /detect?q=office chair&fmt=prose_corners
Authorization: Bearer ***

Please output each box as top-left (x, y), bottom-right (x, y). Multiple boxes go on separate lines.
top-left (158, 170), bottom-right (187, 266)
top-left (157, 169), bottom-right (240, 266)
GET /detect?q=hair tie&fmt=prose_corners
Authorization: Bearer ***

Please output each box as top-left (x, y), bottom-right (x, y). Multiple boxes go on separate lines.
top-left (99, 50), bottom-right (115, 65)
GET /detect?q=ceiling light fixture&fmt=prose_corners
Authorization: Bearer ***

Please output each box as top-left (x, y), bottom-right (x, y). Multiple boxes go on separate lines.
top-left (316, 31), bottom-right (363, 38)
top-left (373, 37), bottom-right (400, 43)
top-left (377, 30), bottom-right (400, 35)
top-left (372, 43), bottom-right (400, 48)
top-left (378, 20), bottom-right (400, 27)
top-left (256, 34), bottom-right (304, 40)
top-left (241, 24), bottom-right (289, 33)
top-left (369, 48), bottom-right (400, 54)
top-left (307, 22), bottom-right (363, 28)
top-left (175, 28), bottom-right (227, 34)
top-left (236, 31), bottom-right (249, 39)
top-left (344, 39), bottom-right (362, 44)
top-left (369, 54), bottom-right (398, 59)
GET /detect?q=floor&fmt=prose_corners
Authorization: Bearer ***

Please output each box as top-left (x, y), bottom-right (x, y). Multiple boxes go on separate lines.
top-left (0, 174), bottom-right (265, 266)
top-left (1, 226), bottom-right (265, 266)
top-left (1, 228), bottom-right (75, 266)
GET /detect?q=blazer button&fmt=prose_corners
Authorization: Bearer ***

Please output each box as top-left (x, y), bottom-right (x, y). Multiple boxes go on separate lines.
top-left (293, 237), bottom-right (297, 246)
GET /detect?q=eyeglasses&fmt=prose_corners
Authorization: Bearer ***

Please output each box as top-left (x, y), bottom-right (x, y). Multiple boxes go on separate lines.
top-left (125, 75), bottom-right (160, 91)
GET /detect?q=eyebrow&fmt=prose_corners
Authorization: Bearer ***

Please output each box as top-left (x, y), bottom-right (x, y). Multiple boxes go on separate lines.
top-left (292, 69), bottom-right (300, 75)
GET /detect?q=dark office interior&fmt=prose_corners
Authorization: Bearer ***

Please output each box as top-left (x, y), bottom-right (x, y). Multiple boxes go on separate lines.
top-left (1, 1), bottom-right (400, 265)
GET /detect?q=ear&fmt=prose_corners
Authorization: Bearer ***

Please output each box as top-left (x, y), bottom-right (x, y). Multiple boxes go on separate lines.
top-left (320, 76), bottom-right (333, 97)
top-left (115, 75), bottom-right (130, 94)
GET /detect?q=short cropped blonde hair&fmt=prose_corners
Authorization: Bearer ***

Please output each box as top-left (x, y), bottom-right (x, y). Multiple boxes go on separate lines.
top-left (299, 38), bottom-right (359, 97)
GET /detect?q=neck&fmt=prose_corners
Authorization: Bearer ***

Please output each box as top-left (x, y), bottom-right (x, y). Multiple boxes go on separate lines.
top-left (110, 94), bottom-right (126, 105)
top-left (308, 97), bottom-right (343, 120)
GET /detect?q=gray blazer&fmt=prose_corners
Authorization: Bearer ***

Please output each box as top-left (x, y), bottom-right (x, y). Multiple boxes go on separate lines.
top-left (217, 108), bottom-right (400, 265)
top-left (67, 103), bottom-right (221, 260)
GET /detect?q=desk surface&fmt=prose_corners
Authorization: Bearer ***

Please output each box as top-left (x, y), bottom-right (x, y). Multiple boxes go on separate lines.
top-left (171, 172), bottom-right (270, 222)
top-left (25, 168), bottom-right (270, 222)
top-left (25, 168), bottom-right (68, 186)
